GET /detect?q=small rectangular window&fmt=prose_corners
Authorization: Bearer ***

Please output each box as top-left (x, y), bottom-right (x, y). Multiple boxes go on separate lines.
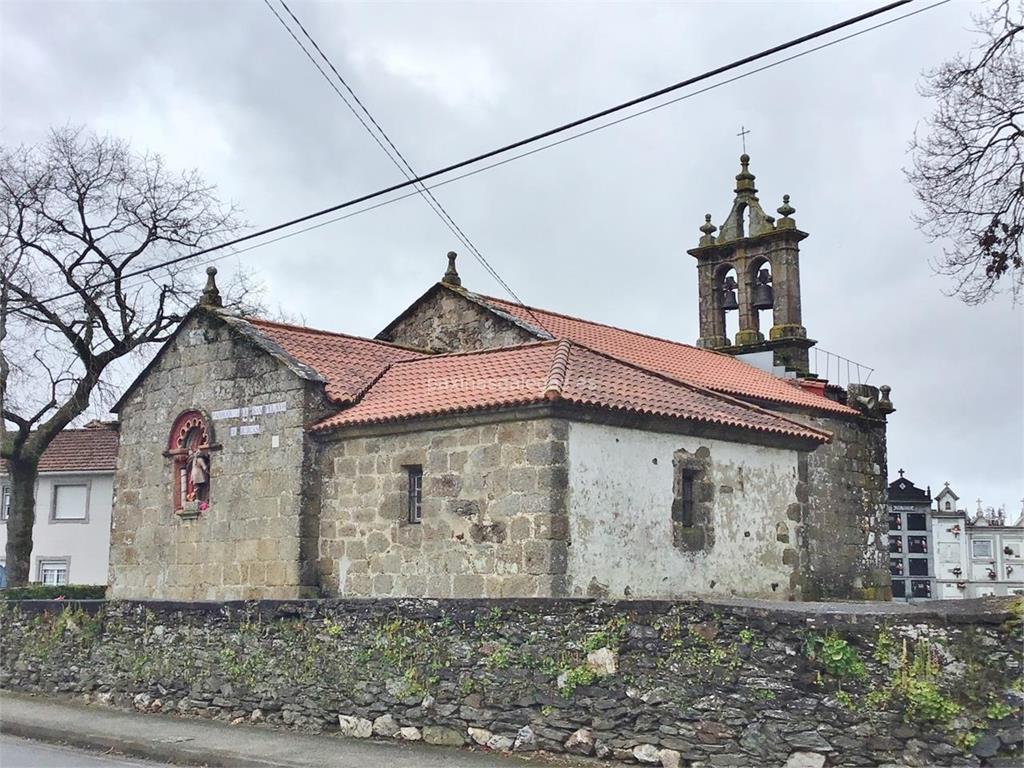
top-left (909, 558), bottom-right (930, 576)
top-left (890, 558), bottom-right (904, 576)
top-left (677, 473), bottom-right (695, 526)
top-left (907, 513), bottom-right (927, 531)
top-left (406, 466), bottom-right (423, 524)
top-left (52, 484), bottom-right (88, 521)
top-left (37, 559), bottom-right (69, 586)
top-left (891, 579), bottom-right (906, 598)
top-left (888, 512), bottom-right (902, 531)
top-left (972, 539), bottom-right (993, 559)
top-left (907, 536), bottom-right (928, 554)
top-left (889, 536), bottom-right (903, 553)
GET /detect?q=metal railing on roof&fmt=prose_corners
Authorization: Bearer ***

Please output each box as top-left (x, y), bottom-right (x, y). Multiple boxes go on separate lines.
top-left (810, 346), bottom-right (874, 389)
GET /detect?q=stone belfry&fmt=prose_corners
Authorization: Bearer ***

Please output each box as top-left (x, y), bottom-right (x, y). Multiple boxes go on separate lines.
top-left (688, 154), bottom-right (815, 374)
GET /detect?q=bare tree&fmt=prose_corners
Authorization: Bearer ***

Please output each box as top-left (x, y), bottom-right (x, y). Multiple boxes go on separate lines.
top-left (909, 0), bottom-right (1023, 304)
top-left (0, 126), bottom-right (245, 586)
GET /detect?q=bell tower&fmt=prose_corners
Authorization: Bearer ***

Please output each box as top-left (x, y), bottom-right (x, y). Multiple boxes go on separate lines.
top-left (687, 154), bottom-right (815, 374)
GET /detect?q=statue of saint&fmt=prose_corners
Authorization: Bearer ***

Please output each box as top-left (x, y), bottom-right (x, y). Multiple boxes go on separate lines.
top-left (188, 450), bottom-right (209, 488)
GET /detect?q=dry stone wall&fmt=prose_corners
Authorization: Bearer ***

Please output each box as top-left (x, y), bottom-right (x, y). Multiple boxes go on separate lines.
top-left (1, 597), bottom-right (1021, 767)
top-left (317, 416), bottom-right (570, 597)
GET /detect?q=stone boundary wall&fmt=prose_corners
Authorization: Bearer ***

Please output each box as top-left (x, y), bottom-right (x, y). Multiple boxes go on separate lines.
top-left (1, 597), bottom-right (1021, 768)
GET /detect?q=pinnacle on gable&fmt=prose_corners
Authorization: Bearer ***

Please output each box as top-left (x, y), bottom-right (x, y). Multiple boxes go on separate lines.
top-left (199, 266), bottom-right (222, 308)
top-left (442, 251), bottom-right (462, 288)
top-left (698, 154), bottom-right (779, 245)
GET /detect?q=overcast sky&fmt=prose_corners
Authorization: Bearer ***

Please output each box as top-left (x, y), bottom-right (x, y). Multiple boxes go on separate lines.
top-left (2, 0), bottom-right (1021, 514)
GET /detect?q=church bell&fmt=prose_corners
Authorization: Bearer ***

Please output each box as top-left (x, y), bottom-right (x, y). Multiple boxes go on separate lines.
top-left (752, 268), bottom-right (774, 310)
top-left (721, 276), bottom-right (739, 311)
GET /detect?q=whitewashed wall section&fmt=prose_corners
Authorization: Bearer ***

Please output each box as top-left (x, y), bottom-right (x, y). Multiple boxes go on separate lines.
top-left (565, 422), bottom-right (802, 599)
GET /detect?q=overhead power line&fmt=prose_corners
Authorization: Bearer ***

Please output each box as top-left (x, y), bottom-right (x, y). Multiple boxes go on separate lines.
top-left (35, 0), bottom-right (933, 305)
top-left (264, 0), bottom-right (548, 332)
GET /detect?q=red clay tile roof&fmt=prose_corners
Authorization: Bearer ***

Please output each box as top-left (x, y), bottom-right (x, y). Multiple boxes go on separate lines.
top-left (248, 318), bottom-right (424, 403)
top-left (32, 426), bottom-right (119, 473)
top-left (473, 293), bottom-right (857, 416)
top-left (312, 340), bottom-right (829, 442)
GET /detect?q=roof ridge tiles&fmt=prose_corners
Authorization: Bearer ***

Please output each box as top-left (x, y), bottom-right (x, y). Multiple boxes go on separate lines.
top-left (543, 340), bottom-right (573, 400)
top-left (473, 291), bottom-right (719, 355)
top-left (554, 340), bottom-right (833, 441)
top-left (248, 315), bottom-right (421, 351)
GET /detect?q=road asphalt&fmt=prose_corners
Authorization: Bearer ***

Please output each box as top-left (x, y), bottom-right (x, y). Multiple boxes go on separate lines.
top-left (1, 734), bottom-right (174, 767)
top-left (0, 692), bottom-right (596, 768)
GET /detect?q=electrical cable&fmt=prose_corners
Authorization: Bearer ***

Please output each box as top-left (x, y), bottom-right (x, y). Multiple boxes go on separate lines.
top-left (30, 0), bottom-right (935, 306)
top-left (266, 0), bottom-right (548, 332)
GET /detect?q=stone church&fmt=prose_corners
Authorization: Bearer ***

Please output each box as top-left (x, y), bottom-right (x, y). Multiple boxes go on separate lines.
top-left (108, 156), bottom-right (894, 602)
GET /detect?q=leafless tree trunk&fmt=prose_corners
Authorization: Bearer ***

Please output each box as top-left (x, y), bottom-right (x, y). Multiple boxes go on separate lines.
top-left (0, 126), bottom-right (244, 586)
top-left (908, 0), bottom-right (1023, 304)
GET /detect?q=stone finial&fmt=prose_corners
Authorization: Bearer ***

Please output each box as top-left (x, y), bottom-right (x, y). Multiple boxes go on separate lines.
top-left (698, 214), bottom-right (717, 246)
top-left (878, 384), bottom-right (894, 414)
top-left (776, 194), bottom-right (797, 229)
top-left (734, 153), bottom-right (756, 195)
top-left (442, 251), bottom-right (462, 288)
top-left (200, 266), bottom-right (222, 308)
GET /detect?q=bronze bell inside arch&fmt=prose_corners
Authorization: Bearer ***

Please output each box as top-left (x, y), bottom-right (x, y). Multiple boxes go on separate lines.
top-left (752, 268), bottom-right (774, 310)
top-left (721, 275), bottom-right (739, 311)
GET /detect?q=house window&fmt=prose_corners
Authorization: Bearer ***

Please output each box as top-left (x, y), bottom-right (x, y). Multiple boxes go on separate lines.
top-left (888, 512), bottom-right (902, 531)
top-left (0, 485), bottom-right (9, 521)
top-left (52, 483), bottom-right (89, 522)
top-left (37, 558), bottom-right (69, 586)
top-left (972, 539), bottom-right (994, 559)
top-left (944, 501), bottom-right (951, 511)
top-left (406, 466), bottom-right (423, 524)
top-left (907, 513), bottom-right (927, 531)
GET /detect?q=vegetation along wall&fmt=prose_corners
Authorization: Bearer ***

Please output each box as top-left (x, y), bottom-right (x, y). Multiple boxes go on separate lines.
top-left (1, 597), bottom-right (1021, 767)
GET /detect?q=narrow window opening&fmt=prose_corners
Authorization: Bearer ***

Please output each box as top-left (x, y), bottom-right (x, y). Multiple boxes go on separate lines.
top-left (671, 447), bottom-right (713, 552)
top-left (676, 473), bottom-right (696, 526)
top-left (407, 466), bottom-right (423, 524)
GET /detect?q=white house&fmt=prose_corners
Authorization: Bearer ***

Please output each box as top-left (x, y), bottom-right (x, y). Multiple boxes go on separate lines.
top-left (1, 423), bottom-right (118, 586)
top-left (931, 483), bottom-right (1024, 599)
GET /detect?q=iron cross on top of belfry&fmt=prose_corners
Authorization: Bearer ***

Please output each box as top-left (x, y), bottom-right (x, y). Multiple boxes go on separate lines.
top-left (737, 125), bottom-right (751, 153)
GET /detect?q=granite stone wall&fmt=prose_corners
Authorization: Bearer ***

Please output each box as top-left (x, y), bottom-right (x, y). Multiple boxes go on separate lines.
top-left (2, 597), bottom-right (1020, 767)
top-left (795, 411), bottom-right (890, 601)
top-left (110, 311), bottom-right (326, 600)
top-left (380, 286), bottom-right (536, 352)
top-left (317, 416), bottom-right (570, 597)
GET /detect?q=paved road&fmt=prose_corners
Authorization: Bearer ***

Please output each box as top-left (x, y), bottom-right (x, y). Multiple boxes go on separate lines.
top-left (0, 693), bottom-right (594, 768)
top-left (1, 735), bottom-right (172, 767)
